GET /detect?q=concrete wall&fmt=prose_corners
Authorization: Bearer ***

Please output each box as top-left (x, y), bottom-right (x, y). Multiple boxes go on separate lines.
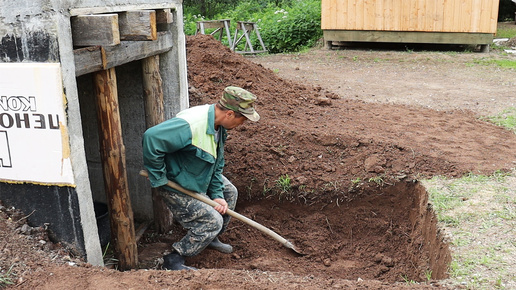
top-left (0, 0), bottom-right (188, 266)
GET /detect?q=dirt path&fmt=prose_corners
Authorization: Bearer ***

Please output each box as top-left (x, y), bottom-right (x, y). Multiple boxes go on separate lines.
top-left (249, 43), bottom-right (516, 117)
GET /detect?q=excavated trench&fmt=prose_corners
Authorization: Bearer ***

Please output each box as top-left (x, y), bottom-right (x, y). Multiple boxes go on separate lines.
top-left (137, 180), bottom-right (450, 283)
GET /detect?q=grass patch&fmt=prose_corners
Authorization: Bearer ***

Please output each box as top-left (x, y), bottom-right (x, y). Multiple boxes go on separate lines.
top-left (0, 265), bottom-right (15, 287)
top-left (423, 171), bottom-right (516, 289)
top-left (470, 58), bottom-right (516, 70)
top-left (496, 25), bottom-right (516, 39)
top-left (263, 175), bottom-right (294, 201)
top-left (276, 174), bottom-right (292, 194)
top-left (484, 107), bottom-right (516, 133)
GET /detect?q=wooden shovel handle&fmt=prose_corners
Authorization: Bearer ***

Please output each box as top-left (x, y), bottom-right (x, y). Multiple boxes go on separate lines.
top-left (139, 170), bottom-right (294, 249)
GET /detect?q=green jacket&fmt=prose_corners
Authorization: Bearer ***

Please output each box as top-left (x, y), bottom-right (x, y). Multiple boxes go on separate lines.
top-left (142, 104), bottom-right (227, 199)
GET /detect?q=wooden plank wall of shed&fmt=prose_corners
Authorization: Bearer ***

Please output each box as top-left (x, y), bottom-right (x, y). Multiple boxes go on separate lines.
top-left (321, 0), bottom-right (499, 33)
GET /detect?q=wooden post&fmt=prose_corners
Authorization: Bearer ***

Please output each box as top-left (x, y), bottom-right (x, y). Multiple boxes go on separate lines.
top-left (142, 55), bottom-right (174, 233)
top-left (93, 67), bottom-right (138, 270)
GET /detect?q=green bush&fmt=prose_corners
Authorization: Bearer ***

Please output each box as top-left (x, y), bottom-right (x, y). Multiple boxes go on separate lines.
top-left (183, 13), bottom-right (205, 36)
top-left (184, 0), bottom-right (322, 53)
top-left (258, 0), bottom-right (322, 53)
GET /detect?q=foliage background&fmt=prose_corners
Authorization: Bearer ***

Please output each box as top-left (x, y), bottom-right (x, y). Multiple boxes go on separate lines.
top-left (183, 0), bottom-right (322, 53)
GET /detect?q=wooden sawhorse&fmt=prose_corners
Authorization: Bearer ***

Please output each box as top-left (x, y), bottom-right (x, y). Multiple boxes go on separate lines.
top-left (231, 21), bottom-right (267, 54)
top-left (195, 19), bottom-right (233, 48)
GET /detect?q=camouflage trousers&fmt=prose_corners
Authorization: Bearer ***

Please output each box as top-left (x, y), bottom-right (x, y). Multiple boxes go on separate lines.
top-left (158, 175), bottom-right (238, 257)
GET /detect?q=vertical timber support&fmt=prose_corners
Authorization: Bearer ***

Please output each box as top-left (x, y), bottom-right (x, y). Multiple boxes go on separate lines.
top-left (142, 55), bottom-right (174, 233)
top-left (93, 68), bottom-right (138, 270)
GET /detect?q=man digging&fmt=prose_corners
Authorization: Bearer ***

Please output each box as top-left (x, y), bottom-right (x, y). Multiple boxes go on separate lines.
top-left (142, 86), bottom-right (260, 270)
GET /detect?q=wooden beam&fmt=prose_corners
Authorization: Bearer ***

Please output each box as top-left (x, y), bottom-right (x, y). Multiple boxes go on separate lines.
top-left (156, 9), bottom-right (173, 24)
top-left (69, 3), bottom-right (180, 16)
top-left (142, 55), bottom-right (174, 234)
top-left (71, 14), bottom-right (120, 47)
top-left (119, 10), bottom-right (157, 41)
top-left (73, 46), bottom-right (107, 76)
top-left (93, 68), bottom-right (138, 270)
top-left (74, 31), bottom-right (173, 77)
top-left (323, 30), bottom-right (494, 45)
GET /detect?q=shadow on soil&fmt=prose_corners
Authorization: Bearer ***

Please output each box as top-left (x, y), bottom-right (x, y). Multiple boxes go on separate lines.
top-left (136, 181), bottom-right (451, 283)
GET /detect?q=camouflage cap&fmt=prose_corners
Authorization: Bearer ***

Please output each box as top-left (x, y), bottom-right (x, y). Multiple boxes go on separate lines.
top-left (219, 86), bottom-right (260, 122)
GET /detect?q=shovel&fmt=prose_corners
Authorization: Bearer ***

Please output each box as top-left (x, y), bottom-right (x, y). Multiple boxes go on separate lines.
top-left (140, 170), bottom-right (303, 255)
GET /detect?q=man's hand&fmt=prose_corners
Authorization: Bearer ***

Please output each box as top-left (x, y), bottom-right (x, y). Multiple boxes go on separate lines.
top-left (213, 198), bottom-right (228, 215)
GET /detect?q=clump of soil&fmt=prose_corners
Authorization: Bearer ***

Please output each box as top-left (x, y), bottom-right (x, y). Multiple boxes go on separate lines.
top-left (2, 34), bottom-right (516, 289)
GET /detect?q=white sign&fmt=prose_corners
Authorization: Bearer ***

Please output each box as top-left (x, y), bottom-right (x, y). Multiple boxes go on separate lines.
top-left (0, 63), bottom-right (74, 186)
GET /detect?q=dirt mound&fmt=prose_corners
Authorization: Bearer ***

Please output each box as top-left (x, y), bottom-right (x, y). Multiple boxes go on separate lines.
top-left (3, 34), bottom-right (516, 289)
top-left (186, 34), bottom-right (516, 205)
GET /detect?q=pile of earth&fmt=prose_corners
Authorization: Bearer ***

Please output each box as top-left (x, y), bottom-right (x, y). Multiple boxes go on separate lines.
top-left (186, 34), bottom-right (516, 204)
top-left (2, 34), bottom-right (516, 289)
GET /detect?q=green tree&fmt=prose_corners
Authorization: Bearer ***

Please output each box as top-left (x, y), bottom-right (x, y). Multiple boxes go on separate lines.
top-left (183, 0), bottom-right (239, 18)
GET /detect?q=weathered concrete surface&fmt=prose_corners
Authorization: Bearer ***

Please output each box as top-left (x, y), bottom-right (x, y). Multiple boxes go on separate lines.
top-left (0, 0), bottom-right (188, 267)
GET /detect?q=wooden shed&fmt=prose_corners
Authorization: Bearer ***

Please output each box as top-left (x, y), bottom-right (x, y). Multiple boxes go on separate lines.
top-left (322, 0), bottom-right (500, 51)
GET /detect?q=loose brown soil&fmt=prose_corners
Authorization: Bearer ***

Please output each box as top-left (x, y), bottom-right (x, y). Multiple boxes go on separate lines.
top-left (2, 33), bottom-right (516, 289)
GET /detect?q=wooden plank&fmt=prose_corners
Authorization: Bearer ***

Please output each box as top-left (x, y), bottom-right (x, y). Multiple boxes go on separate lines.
top-left (416, 0), bottom-right (426, 31)
top-left (323, 29), bottom-right (494, 44)
top-left (104, 31), bottom-right (172, 67)
top-left (425, 0), bottom-right (438, 31)
top-left (373, 0), bottom-right (384, 30)
top-left (399, 0), bottom-right (410, 31)
top-left (119, 10), bottom-right (157, 41)
top-left (408, 0), bottom-right (418, 31)
top-left (70, 3), bottom-right (179, 16)
top-left (470, 0), bottom-right (482, 32)
top-left (383, 0), bottom-right (394, 31)
top-left (331, 0), bottom-right (340, 30)
top-left (142, 55), bottom-right (174, 234)
top-left (479, 0), bottom-right (490, 33)
top-left (488, 0), bottom-right (500, 33)
top-left (435, 0), bottom-right (445, 31)
top-left (451, 0), bottom-right (461, 32)
top-left (355, 0), bottom-right (364, 30)
top-left (329, 0), bottom-right (339, 30)
top-left (442, 0), bottom-right (454, 32)
top-left (74, 31), bottom-right (173, 77)
top-left (71, 14), bottom-right (120, 47)
top-left (321, 0), bottom-right (499, 33)
top-left (347, 0), bottom-right (356, 29)
top-left (362, 0), bottom-right (374, 30)
top-left (392, 0), bottom-right (402, 30)
top-left (73, 46), bottom-right (107, 77)
top-left (196, 20), bottom-right (229, 29)
top-left (460, 0), bottom-right (472, 32)
top-left (321, 0), bottom-right (329, 29)
top-left (93, 67), bottom-right (137, 271)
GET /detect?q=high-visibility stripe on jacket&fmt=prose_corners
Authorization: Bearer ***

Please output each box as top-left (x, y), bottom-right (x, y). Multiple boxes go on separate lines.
top-left (142, 104), bottom-right (227, 199)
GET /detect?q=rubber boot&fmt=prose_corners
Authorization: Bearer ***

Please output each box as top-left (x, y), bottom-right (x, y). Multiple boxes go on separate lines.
top-left (162, 251), bottom-right (197, 271)
top-left (207, 237), bottom-right (233, 253)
